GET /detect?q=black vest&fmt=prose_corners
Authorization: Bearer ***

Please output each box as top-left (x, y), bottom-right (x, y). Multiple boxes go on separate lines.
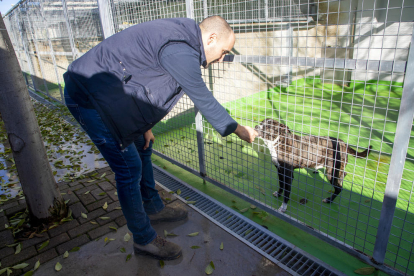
top-left (64, 18), bottom-right (206, 149)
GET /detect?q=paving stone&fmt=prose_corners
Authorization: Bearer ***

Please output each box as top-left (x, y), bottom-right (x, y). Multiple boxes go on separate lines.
top-left (88, 222), bottom-right (118, 240)
top-left (107, 190), bottom-right (119, 202)
top-left (68, 221), bottom-right (99, 238)
top-left (0, 216), bottom-right (9, 230)
top-left (97, 209), bottom-right (123, 226)
top-left (106, 201), bottom-right (121, 212)
top-left (85, 197), bottom-right (113, 212)
top-left (74, 186), bottom-right (93, 195)
top-left (5, 203), bottom-right (27, 216)
top-left (0, 230), bottom-right (15, 247)
top-left (22, 248), bottom-right (58, 273)
top-left (68, 184), bottom-right (84, 192)
top-left (69, 181), bottom-right (84, 187)
top-left (115, 216), bottom-right (127, 227)
top-left (91, 187), bottom-right (106, 200)
top-left (0, 246), bottom-right (14, 260)
top-left (77, 208), bottom-right (106, 224)
top-left (62, 192), bottom-right (80, 206)
top-left (48, 219), bottom-right (80, 238)
top-left (57, 183), bottom-right (70, 190)
top-left (105, 173), bottom-right (116, 184)
top-left (56, 234), bottom-right (90, 255)
top-left (98, 181), bottom-right (115, 191)
top-left (37, 233), bottom-right (70, 252)
top-left (78, 192), bottom-right (96, 206)
top-left (83, 179), bottom-right (101, 187)
top-left (159, 190), bottom-right (178, 204)
top-left (21, 233), bottom-right (49, 249)
top-left (1, 246), bottom-right (37, 268)
top-left (0, 201), bottom-right (18, 211)
top-left (69, 202), bottom-right (88, 219)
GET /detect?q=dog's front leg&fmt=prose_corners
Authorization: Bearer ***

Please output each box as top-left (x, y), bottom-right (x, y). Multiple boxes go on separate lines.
top-left (277, 164), bottom-right (294, 213)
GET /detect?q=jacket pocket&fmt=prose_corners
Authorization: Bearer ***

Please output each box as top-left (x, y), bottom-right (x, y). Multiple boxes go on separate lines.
top-left (107, 87), bottom-right (148, 138)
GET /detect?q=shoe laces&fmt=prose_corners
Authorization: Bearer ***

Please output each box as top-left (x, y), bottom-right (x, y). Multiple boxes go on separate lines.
top-left (153, 235), bottom-right (167, 247)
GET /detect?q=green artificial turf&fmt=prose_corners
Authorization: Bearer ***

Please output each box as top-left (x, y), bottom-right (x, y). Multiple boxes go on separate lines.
top-left (152, 77), bottom-right (414, 274)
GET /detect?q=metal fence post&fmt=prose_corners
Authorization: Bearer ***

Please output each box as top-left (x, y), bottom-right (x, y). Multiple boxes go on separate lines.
top-left (61, 0), bottom-right (77, 61)
top-left (25, 10), bottom-right (50, 97)
top-left (186, 0), bottom-right (205, 177)
top-left (97, 0), bottom-right (115, 39)
top-left (40, 3), bottom-right (64, 103)
top-left (15, 8), bottom-right (37, 92)
top-left (372, 27), bottom-right (414, 265)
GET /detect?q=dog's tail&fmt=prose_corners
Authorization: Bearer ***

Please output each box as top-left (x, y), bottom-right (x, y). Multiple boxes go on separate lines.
top-left (347, 145), bottom-right (372, 158)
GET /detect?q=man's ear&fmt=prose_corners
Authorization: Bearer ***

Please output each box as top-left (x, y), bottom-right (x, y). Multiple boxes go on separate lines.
top-left (208, 33), bottom-right (218, 45)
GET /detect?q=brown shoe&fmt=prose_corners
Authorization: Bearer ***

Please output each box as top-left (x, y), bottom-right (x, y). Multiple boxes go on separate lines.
top-left (148, 202), bottom-right (188, 224)
top-left (134, 235), bottom-right (182, 260)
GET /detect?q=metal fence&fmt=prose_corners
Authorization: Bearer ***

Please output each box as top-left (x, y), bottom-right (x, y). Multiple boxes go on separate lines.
top-left (3, 0), bottom-right (414, 275)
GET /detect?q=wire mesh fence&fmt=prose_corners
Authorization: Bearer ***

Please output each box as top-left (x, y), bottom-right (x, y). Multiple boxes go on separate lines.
top-left (3, 0), bottom-right (414, 275)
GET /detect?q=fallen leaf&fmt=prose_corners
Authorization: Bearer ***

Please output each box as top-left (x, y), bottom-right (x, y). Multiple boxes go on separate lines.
top-left (90, 221), bottom-right (98, 225)
top-left (55, 262), bottom-right (62, 271)
top-left (187, 232), bottom-right (199, 237)
top-left (191, 246), bottom-right (201, 249)
top-left (205, 261), bottom-right (215, 275)
top-left (239, 208), bottom-right (248, 213)
top-left (99, 217), bottom-right (110, 220)
top-left (120, 248), bottom-right (126, 253)
top-left (244, 229), bottom-right (252, 236)
top-left (176, 189), bottom-right (181, 195)
top-left (34, 260), bottom-right (40, 270)
top-left (15, 243), bottom-right (21, 254)
top-left (63, 251), bottom-right (69, 258)
top-left (84, 191), bottom-right (90, 195)
top-left (81, 212), bottom-right (87, 219)
top-left (126, 254), bottom-right (132, 262)
top-left (159, 260), bottom-right (164, 268)
top-left (124, 233), bottom-right (131, 242)
top-left (69, 247), bottom-right (80, 252)
top-left (98, 192), bottom-right (106, 196)
top-left (102, 202), bottom-right (108, 210)
top-left (23, 271), bottom-right (34, 276)
top-left (354, 267), bottom-right (376, 275)
top-left (109, 226), bottom-right (117, 231)
top-left (38, 240), bottom-right (49, 251)
top-left (250, 205), bottom-right (256, 209)
top-left (220, 242), bottom-right (223, 250)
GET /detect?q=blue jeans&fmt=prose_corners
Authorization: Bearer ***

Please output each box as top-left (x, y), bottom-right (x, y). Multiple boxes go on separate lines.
top-left (64, 88), bottom-right (164, 245)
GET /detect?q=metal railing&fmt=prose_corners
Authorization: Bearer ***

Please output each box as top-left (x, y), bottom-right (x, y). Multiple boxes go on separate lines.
top-left (3, 0), bottom-right (414, 275)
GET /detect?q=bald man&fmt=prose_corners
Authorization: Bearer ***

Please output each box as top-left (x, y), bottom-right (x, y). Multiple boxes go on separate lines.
top-left (63, 16), bottom-right (257, 260)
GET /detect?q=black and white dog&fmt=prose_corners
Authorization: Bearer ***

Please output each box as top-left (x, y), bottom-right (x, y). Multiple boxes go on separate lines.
top-left (255, 118), bottom-right (372, 213)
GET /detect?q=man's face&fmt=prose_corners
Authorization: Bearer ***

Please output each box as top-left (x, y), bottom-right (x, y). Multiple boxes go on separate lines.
top-left (203, 31), bottom-right (235, 68)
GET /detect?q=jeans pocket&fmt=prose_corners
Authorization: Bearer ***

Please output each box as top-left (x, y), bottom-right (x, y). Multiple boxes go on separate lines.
top-left (66, 103), bottom-right (88, 131)
top-left (92, 138), bottom-right (106, 146)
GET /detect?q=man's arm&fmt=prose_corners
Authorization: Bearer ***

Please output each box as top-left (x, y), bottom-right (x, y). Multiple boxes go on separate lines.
top-left (160, 43), bottom-right (257, 142)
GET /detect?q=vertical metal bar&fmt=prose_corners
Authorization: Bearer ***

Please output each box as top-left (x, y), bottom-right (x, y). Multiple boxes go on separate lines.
top-left (97, 0), bottom-right (115, 39)
top-left (186, 0), bottom-right (194, 19)
top-left (15, 7), bottom-right (37, 92)
top-left (372, 27), bottom-right (414, 265)
top-left (203, 0), bottom-right (208, 19)
top-left (195, 107), bottom-right (206, 177)
top-left (25, 9), bottom-right (50, 97)
top-left (264, 0), bottom-right (268, 22)
top-left (61, 0), bottom-right (77, 60)
top-left (40, 4), bottom-right (64, 103)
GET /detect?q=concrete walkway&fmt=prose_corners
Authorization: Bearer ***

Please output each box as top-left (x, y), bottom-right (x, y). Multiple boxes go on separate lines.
top-left (32, 200), bottom-right (291, 276)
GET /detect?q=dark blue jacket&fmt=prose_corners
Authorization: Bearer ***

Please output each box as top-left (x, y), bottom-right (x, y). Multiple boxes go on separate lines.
top-left (64, 18), bottom-right (236, 149)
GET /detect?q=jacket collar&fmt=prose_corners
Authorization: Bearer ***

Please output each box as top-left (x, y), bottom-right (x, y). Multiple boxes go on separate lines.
top-left (196, 25), bottom-right (207, 68)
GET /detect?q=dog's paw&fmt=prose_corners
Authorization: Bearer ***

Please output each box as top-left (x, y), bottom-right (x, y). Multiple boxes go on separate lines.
top-left (272, 191), bottom-right (281, 198)
top-left (278, 206), bottom-right (287, 213)
top-left (322, 198), bottom-right (332, 203)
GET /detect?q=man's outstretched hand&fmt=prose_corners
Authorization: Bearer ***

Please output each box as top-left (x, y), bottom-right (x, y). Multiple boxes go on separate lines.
top-left (233, 124), bottom-right (258, 143)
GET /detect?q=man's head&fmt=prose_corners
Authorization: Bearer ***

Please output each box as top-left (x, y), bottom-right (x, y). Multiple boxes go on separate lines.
top-left (199, 15), bottom-right (235, 68)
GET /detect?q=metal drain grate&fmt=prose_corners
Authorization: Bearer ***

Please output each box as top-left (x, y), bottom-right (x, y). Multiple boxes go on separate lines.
top-left (153, 164), bottom-right (344, 276)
